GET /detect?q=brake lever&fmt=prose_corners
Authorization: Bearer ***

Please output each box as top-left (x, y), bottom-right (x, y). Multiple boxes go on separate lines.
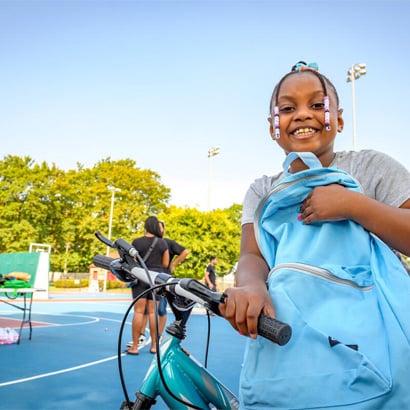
top-left (95, 231), bottom-right (115, 248)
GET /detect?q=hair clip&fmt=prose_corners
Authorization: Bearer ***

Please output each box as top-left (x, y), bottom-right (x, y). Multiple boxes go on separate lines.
top-left (292, 62), bottom-right (319, 72)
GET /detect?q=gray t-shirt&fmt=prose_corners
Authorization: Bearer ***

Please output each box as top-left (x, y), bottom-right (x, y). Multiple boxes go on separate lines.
top-left (241, 149), bottom-right (410, 225)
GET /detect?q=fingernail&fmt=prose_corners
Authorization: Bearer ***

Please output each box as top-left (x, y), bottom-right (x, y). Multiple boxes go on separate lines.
top-left (297, 215), bottom-right (302, 221)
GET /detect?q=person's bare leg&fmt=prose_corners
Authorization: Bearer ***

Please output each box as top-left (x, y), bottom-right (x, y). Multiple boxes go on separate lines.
top-left (141, 312), bottom-right (148, 338)
top-left (128, 298), bottom-right (147, 354)
top-left (147, 299), bottom-right (159, 353)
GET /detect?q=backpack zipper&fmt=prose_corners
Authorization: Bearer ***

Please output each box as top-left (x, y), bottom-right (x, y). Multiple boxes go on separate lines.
top-left (269, 262), bottom-right (374, 291)
top-left (255, 174), bottom-right (322, 220)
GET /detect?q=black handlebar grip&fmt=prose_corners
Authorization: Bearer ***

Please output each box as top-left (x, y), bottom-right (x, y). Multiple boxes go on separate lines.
top-left (258, 315), bottom-right (292, 346)
top-left (93, 254), bottom-right (115, 271)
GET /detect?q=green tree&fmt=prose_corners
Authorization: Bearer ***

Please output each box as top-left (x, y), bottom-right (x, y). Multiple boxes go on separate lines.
top-left (52, 158), bottom-right (171, 272)
top-left (0, 155), bottom-right (62, 252)
top-left (158, 204), bottom-right (241, 279)
top-left (0, 156), bottom-right (171, 272)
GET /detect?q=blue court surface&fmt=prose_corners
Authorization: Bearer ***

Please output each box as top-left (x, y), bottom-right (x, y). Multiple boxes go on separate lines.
top-left (0, 292), bottom-right (246, 410)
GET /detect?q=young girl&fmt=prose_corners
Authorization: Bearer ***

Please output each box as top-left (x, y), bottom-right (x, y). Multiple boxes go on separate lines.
top-left (219, 62), bottom-right (410, 408)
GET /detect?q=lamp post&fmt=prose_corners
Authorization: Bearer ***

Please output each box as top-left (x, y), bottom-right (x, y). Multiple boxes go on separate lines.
top-left (103, 185), bottom-right (121, 292)
top-left (207, 146), bottom-right (220, 210)
top-left (346, 63), bottom-right (367, 150)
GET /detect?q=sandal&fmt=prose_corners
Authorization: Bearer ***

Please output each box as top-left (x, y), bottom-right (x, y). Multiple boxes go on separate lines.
top-left (124, 349), bottom-right (139, 356)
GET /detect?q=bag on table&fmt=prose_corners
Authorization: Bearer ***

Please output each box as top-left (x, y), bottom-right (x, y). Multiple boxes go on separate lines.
top-left (4, 279), bottom-right (31, 289)
top-left (5, 272), bottom-right (31, 282)
top-left (0, 327), bottom-right (19, 344)
top-left (240, 152), bottom-right (410, 409)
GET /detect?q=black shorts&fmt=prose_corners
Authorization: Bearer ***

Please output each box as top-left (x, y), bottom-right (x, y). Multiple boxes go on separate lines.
top-left (131, 281), bottom-right (153, 300)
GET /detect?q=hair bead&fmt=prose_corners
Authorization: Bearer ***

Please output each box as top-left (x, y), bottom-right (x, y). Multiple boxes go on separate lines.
top-left (274, 106), bottom-right (280, 139)
top-left (324, 95), bottom-right (331, 131)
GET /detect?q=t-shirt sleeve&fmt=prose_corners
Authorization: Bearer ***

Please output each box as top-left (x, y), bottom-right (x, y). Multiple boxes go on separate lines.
top-left (241, 174), bottom-right (282, 225)
top-left (159, 238), bottom-right (169, 254)
top-left (168, 239), bottom-right (185, 255)
top-left (349, 150), bottom-right (410, 208)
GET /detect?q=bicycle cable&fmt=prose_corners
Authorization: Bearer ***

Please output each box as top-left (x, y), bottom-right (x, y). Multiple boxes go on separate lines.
top-left (147, 284), bottom-right (212, 410)
top-left (110, 254), bottom-right (160, 410)
top-left (116, 283), bottom-right (214, 409)
top-left (204, 310), bottom-right (212, 368)
top-left (116, 286), bottom-right (155, 409)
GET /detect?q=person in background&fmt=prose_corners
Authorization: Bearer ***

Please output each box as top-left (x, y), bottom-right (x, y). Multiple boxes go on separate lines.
top-left (157, 220), bottom-right (189, 334)
top-left (126, 216), bottom-right (169, 355)
top-left (129, 220), bottom-right (189, 349)
top-left (204, 256), bottom-right (217, 291)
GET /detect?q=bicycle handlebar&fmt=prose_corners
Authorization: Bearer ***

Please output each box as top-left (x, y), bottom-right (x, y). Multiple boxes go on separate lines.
top-left (93, 252), bottom-right (292, 346)
top-left (93, 254), bottom-right (120, 271)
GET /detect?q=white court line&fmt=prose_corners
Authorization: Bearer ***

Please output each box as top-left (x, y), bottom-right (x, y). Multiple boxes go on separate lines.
top-left (0, 311), bottom-right (137, 387)
top-left (33, 313), bottom-right (131, 327)
top-left (1, 311), bottom-right (132, 328)
top-left (0, 354), bottom-right (125, 387)
top-left (0, 312), bottom-right (101, 327)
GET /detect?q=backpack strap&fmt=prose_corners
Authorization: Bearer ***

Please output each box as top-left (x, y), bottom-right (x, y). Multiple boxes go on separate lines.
top-left (143, 237), bottom-right (159, 262)
top-left (283, 152), bottom-right (323, 176)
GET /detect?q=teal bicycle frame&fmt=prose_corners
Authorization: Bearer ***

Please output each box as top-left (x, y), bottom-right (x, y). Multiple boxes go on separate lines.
top-left (132, 323), bottom-right (239, 409)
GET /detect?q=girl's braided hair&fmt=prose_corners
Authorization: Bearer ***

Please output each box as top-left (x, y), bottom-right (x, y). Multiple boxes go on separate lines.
top-left (270, 61), bottom-right (340, 111)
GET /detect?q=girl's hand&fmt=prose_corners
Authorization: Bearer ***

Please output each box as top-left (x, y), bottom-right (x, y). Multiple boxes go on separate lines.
top-left (219, 283), bottom-right (275, 339)
top-left (299, 184), bottom-right (355, 223)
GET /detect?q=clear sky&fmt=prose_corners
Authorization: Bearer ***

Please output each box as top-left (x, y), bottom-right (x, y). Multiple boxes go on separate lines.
top-left (1, 0), bottom-right (409, 210)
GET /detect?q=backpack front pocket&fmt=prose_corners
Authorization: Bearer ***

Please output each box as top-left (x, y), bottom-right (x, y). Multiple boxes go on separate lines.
top-left (240, 264), bottom-right (392, 409)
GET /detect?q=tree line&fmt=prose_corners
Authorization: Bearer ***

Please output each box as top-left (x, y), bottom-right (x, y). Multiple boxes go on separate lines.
top-left (0, 155), bottom-right (242, 279)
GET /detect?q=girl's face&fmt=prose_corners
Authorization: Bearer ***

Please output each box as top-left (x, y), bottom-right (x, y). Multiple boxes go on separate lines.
top-left (268, 72), bottom-right (344, 166)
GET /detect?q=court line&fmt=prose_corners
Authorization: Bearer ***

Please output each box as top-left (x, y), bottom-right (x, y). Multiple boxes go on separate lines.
top-left (0, 354), bottom-right (125, 387)
top-left (0, 312), bottom-right (137, 388)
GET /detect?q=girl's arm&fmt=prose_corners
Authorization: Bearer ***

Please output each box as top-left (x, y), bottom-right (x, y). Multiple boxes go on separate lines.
top-left (219, 223), bottom-right (275, 339)
top-left (300, 184), bottom-right (410, 256)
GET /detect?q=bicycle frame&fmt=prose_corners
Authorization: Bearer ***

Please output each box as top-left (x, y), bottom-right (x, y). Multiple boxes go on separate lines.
top-left (133, 330), bottom-right (239, 409)
top-left (129, 297), bottom-right (239, 410)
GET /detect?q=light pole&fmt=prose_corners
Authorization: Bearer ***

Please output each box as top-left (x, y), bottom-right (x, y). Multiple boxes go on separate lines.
top-left (103, 185), bottom-right (121, 292)
top-left (346, 63), bottom-right (367, 150)
top-left (207, 146), bottom-right (220, 210)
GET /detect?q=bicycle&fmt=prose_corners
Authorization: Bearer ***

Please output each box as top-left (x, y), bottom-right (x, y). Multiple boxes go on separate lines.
top-left (93, 231), bottom-right (292, 410)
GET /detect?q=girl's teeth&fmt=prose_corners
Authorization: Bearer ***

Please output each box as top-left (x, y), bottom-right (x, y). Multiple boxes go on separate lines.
top-left (295, 128), bottom-right (314, 135)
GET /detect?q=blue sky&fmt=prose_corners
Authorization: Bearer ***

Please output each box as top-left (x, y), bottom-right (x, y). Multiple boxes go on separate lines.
top-left (1, 0), bottom-right (409, 210)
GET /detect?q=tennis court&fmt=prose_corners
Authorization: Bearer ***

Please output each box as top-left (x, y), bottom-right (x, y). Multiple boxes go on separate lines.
top-left (0, 292), bottom-right (245, 410)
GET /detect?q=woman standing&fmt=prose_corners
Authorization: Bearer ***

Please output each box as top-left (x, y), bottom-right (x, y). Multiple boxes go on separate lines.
top-left (126, 216), bottom-right (169, 355)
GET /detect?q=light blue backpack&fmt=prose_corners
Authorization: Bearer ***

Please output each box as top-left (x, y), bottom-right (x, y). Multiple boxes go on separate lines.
top-left (239, 152), bottom-right (410, 409)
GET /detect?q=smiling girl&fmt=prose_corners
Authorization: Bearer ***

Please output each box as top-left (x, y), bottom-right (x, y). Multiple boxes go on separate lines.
top-left (220, 61), bottom-right (410, 409)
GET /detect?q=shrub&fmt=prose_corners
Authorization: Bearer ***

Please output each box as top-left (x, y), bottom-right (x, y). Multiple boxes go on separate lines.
top-left (53, 279), bottom-right (89, 288)
top-left (107, 281), bottom-right (127, 290)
